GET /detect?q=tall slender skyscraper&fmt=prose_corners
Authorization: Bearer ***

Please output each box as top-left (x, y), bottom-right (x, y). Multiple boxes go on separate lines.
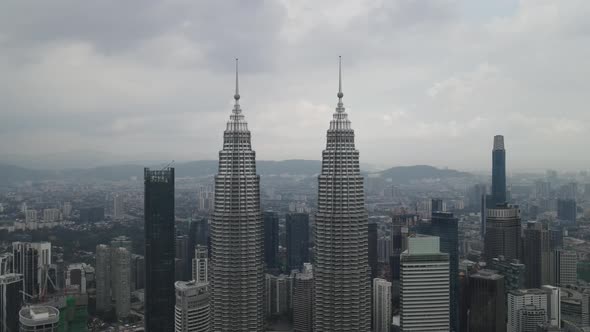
top-left (263, 211), bottom-right (279, 269)
top-left (313, 57), bottom-right (370, 331)
top-left (210, 59), bottom-right (264, 331)
top-left (492, 135), bottom-right (507, 205)
top-left (286, 212), bottom-right (310, 272)
top-left (95, 244), bottom-right (111, 313)
top-left (144, 167), bottom-right (175, 331)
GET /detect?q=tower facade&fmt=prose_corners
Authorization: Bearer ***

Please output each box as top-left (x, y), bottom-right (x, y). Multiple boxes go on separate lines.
top-left (492, 135), bottom-right (507, 205)
top-left (95, 244), bottom-right (111, 313)
top-left (484, 204), bottom-right (521, 262)
top-left (210, 60), bottom-right (264, 331)
top-left (263, 211), bottom-right (279, 269)
top-left (400, 236), bottom-right (450, 331)
top-left (174, 281), bottom-right (210, 332)
top-left (144, 167), bottom-right (176, 331)
top-left (313, 58), bottom-right (370, 331)
top-left (286, 212), bottom-right (310, 272)
top-left (373, 278), bottom-right (392, 332)
top-left (469, 270), bottom-right (506, 332)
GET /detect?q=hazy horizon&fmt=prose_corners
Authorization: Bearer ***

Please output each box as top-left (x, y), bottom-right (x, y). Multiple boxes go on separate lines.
top-left (2, 1), bottom-right (589, 170)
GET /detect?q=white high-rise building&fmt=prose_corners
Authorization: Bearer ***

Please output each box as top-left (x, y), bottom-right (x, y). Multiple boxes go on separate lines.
top-left (210, 59), bottom-right (264, 331)
top-left (112, 247), bottom-right (131, 319)
top-left (43, 208), bottom-right (61, 222)
top-left (62, 202), bottom-right (72, 218)
top-left (400, 236), bottom-right (450, 331)
top-left (114, 195), bottom-right (124, 220)
top-left (507, 288), bottom-right (549, 332)
top-left (292, 266), bottom-right (313, 332)
top-left (192, 245), bottom-right (208, 283)
top-left (313, 57), bottom-right (371, 331)
top-left (95, 244), bottom-right (111, 312)
top-left (373, 278), bottom-right (392, 332)
top-left (25, 209), bottom-right (37, 223)
top-left (541, 285), bottom-right (561, 328)
top-left (65, 263), bottom-right (87, 294)
top-left (174, 281), bottom-right (210, 332)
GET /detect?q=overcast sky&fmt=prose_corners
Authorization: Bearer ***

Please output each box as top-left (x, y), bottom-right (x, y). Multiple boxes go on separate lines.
top-left (1, 0), bottom-right (589, 170)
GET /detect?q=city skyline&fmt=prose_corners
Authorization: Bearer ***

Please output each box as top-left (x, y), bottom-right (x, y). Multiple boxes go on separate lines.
top-left (1, 1), bottom-right (590, 170)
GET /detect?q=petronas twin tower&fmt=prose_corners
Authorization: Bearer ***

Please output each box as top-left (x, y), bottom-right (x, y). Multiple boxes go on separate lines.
top-left (210, 58), bottom-right (370, 332)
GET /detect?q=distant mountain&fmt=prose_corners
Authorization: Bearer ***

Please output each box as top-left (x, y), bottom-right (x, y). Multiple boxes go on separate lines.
top-left (0, 162), bottom-right (472, 186)
top-left (376, 165), bottom-right (472, 183)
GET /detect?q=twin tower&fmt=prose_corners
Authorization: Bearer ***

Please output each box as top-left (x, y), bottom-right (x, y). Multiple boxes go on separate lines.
top-left (210, 58), bottom-right (370, 331)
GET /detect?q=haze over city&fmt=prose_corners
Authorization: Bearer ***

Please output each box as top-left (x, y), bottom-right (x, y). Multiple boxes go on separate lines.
top-left (1, 0), bottom-right (589, 170)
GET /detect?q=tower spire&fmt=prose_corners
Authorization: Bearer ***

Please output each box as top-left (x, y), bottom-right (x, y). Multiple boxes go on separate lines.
top-left (338, 56), bottom-right (343, 102)
top-left (232, 58), bottom-right (241, 114)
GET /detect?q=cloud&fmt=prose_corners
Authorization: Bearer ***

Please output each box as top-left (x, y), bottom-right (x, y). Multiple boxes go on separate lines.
top-left (0, 0), bottom-right (589, 170)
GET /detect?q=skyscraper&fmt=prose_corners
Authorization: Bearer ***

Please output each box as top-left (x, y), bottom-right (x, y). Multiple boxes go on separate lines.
top-left (12, 242), bottom-right (51, 299)
top-left (210, 60), bottom-right (264, 331)
top-left (552, 249), bottom-right (577, 286)
top-left (0, 273), bottom-right (23, 332)
top-left (113, 247), bottom-right (131, 319)
top-left (523, 222), bottom-right (551, 288)
top-left (492, 135), bottom-right (507, 206)
top-left (175, 235), bottom-right (189, 281)
top-left (174, 281), bottom-right (210, 332)
top-left (263, 211), bottom-right (279, 269)
top-left (469, 270), bottom-right (506, 332)
top-left (192, 245), bottom-right (208, 283)
top-left (114, 194), bottom-right (124, 220)
top-left (368, 222), bottom-right (378, 280)
top-left (507, 288), bottom-right (549, 332)
top-left (293, 265), bottom-right (313, 332)
top-left (95, 244), bottom-right (111, 313)
top-left (557, 199), bottom-right (577, 224)
top-left (400, 236), bottom-right (450, 331)
top-left (431, 211), bottom-right (459, 332)
top-left (144, 167), bottom-right (176, 331)
top-left (313, 57), bottom-right (370, 331)
top-left (484, 204), bottom-right (521, 262)
top-left (373, 278), bottom-right (392, 332)
top-left (286, 212), bottom-right (310, 272)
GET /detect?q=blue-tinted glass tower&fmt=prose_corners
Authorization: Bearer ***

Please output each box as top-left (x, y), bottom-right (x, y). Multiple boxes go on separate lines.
top-left (144, 168), bottom-right (175, 331)
top-left (286, 212), bottom-right (310, 272)
top-left (491, 135), bottom-right (506, 206)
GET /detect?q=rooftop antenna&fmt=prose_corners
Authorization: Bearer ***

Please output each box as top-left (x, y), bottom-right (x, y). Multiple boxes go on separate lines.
top-left (161, 160), bottom-right (175, 171)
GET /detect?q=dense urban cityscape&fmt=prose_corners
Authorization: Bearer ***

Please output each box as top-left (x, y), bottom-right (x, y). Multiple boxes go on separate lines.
top-left (1, 58), bottom-right (590, 331)
top-left (2, 1), bottom-right (590, 331)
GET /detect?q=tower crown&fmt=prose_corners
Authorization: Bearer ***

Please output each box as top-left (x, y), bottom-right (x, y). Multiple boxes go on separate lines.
top-left (226, 58), bottom-right (248, 132)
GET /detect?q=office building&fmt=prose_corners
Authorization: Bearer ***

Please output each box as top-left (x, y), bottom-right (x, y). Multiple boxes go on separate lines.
top-left (263, 211), bottom-right (279, 269)
top-left (174, 281), bottom-right (210, 332)
top-left (144, 167), bottom-right (176, 331)
top-left (552, 249), bottom-right (577, 286)
top-left (557, 199), bottom-right (576, 224)
top-left (492, 135), bottom-right (507, 205)
top-left (265, 274), bottom-right (293, 317)
top-left (0, 273), bottom-right (23, 332)
top-left (192, 245), bottom-right (208, 283)
top-left (292, 266), bottom-right (313, 332)
top-left (431, 211), bottom-right (459, 332)
top-left (65, 263), bottom-right (87, 294)
top-left (210, 61), bottom-right (264, 331)
top-left (131, 254), bottom-right (145, 291)
top-left (431, 198), bottom-right (444, 214)
top-left (43, 208), bottom-right (61, 222)
top-left (62, 202), bottom-right (72, 218)
top-left (507, 289), bottom-right (549, 332)
top-left (25, 209), bottom-right (37, 223)
top-left (541, 285), bottom-right (561, 328)
top-left (175, 235), bottom-right (190, 281)
top-left (368, 222), bottom-right (378, 280)
top-left (489, 256), bottom-right (525, 292)
top-left (373, 278), bottom-right (392, 332)
top-left (400, 236), bottom-right (450, 331)
top-left (188, 218), bottom-right (209, 278)
top-left (113, 194), bottom-right (124, 220)
top-left (95, 244), bottom-right (111, 312)
top-left (286, 212), bottom-right (310, 272)
top-left (12, 241), bottom-right (51, 299)
top-left (19, 306), bottom-right (60, 331)
top-left (113, 247), bottom-right (131, 319)
top-left (484, 204), bottom-right (521, 262)
top-left (313, 58), bottom-right (371, 331)
top-left (523, 222), bottom-right (551, 288)
top-left (469, 270), bottom-right (506, 332)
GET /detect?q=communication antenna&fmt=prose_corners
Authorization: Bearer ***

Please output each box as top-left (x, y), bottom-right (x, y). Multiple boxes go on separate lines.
top-left (161, 160), bottom-right (175, 171)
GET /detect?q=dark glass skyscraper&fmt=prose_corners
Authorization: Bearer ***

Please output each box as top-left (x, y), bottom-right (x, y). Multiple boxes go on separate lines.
top-left (469, 270), bottom-right (506, 332)
top-left (144, 167), bottom-right (175, 331)
top-left (491, 135), bottom-right (506, 206)
top-left (286, 212), bottom-right (310, 272)
top-left (368, 222), bottom-right (378, 280)
top-left (431, 212), bottom-right (459, 332)
top-left (484, 204), bottom-right (521, 262)
top-left (263, 211), bottom-right (279, 269)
